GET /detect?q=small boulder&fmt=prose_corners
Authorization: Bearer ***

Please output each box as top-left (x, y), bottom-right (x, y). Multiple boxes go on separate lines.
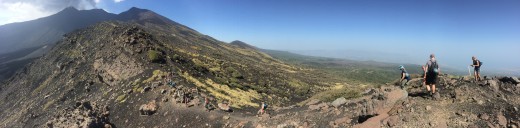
top-left (512, 77), bottom-right (520, 84)
top-left (497, 113), bottom-right (507, 127)
top-left (223, 116), bottom-right (230, 120)
top-left (160, 89), bottom-right (166, 94)
top-left (426, 106), bottom-right (432, 111)
top-left (331, 97), bottom-right (347, 107)
top-left (139, 101), bottom-right (158, 115)
top-left (218, 103), bottom-right (231, 112)
top-left (386, 115), bottom-right (399, 127)
top-left (486, 80), bottom-right (499, 91)
top-left (142, 86), bottom-right (151, 93)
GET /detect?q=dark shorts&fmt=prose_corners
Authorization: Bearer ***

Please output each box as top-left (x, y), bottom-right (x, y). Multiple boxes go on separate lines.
top-left (425, 72), bottom-right (437, 85)
top-left (474, 67), bottom-right (480, 73)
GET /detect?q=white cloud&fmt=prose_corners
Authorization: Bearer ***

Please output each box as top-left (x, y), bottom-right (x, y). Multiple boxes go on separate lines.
top-left (114, 0), bottom-right (124, 3)
top-left (0, 0), bottom-right (99, 25)
top-left (0, 2), bottom-right (53, 25)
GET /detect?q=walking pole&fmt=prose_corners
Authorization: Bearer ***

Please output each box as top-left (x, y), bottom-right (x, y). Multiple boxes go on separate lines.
top-left (467, 66), bottom-right (472, 76)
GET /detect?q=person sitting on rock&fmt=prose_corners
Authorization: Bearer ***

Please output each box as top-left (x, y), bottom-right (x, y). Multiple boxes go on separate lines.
top-left (257, 102), bottom-right (268, 116)
top-left (470, 56), bottom-right (482, 82)
top-left (399, 65), bottom-right (411, 89)
top-left (424, 54), bottom-right (440, 96)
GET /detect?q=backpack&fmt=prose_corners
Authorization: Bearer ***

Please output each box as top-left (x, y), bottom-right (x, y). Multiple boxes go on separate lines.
top-left (428, 60), bottom-right (439, 74)
top-left (479, 60), bottom-right (483, 66)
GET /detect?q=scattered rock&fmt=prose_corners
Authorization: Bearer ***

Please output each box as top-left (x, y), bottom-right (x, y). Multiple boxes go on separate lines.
top-left (331, 97), bottom-right (347, 107)
top-left (125, 89), bottom-right (133, 94)
top-left (477, 100), bottom-right (484, 105)
top-left (486, 80), bottom-right (499, 91)
top-left (161, 89), bottom-right (166, 94)
top-left (223, 116), bottom-right (230, 120)
top-left (426, 106), bottom-right (432, 111)
top-left (142, 86), bottom-right (151, 93)
top-left (512, 77), bottom-right (520, 84)
top-left (139, 100), bottom-right (158, 115)
top-left (46, 101), bottom-right (111, 128)
top-left (497, 112), bottom-right (507, 127)
top-left (218, 103), bottom-right (232, 112)
top-left (479, 113), bottom-right (489, 120)
top-left (433, 92), bottom-right (441, 100)
top-left (386, 115), bottom-right (399, 127)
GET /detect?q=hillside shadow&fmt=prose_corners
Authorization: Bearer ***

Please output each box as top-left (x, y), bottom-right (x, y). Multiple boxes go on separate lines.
top-left (408, 91), bottom-right (429, 98)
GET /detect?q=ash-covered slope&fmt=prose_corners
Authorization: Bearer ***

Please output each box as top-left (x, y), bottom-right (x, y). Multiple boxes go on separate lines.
top-left (0, 19), bottom-right (343, 127)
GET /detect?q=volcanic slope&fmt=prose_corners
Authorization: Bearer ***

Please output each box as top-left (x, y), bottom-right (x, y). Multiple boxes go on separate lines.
top-left (0, 18), bottom-right (358, 127)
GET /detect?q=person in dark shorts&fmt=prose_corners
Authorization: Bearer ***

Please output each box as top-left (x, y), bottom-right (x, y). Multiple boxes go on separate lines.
top-left (424, 54), bottom-right (440, 95)
top-left (470, 56), bottom-right (482, 81)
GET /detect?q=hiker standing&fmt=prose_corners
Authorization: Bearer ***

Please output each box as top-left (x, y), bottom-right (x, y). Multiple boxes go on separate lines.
top-left (470, 56), bottom-right (482, 81)
top-left (399, 65), bottom-right (411, 89)
top-left (424, 54), bottom-right (440, 95)
top-left (204, 97), bottom-right (212, 111)
top-left (257, 102), bottom-right (268, 116)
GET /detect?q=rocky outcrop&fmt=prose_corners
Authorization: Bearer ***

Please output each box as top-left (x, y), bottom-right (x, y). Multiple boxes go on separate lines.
top-left (46, 101), bottom-right (112, 128)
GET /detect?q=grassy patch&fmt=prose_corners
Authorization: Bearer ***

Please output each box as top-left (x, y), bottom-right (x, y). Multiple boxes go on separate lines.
top-left (179, 71), bottom-right (261, 108)
top-left (147, 50), bottom-right (163, 63)
top-left (299, 83), bottom-right (361, 106)
top-left (143, 70), bottom-right (167, 83)
top-left (116, 94), bottom-right (127, 103)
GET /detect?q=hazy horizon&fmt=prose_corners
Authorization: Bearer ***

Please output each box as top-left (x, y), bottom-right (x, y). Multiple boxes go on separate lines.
top-left (1, 0), bottom-right (519, 75)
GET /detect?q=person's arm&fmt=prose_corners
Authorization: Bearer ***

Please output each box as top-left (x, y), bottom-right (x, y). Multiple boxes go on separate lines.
top-left (476, 61), bottom-right (480, 67)
top-left (424, 65), bottom-right (428, 78)
top-left (400, 72), bottom-right (405, 82)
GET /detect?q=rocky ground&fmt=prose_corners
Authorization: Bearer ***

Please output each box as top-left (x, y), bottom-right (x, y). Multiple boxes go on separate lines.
top-left (41, 73), bottom-right (520, 128)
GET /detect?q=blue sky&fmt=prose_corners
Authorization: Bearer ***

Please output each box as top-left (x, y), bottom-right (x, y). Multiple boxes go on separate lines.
top-left (0, 0), bottom-right (519, 74)
top-left (99, 0), bottom-right (520, 73)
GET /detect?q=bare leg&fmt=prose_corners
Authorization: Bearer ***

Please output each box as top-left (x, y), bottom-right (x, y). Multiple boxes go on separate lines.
top-left (474, 72), bottom-right (478, 81)
top-left (432, 84), bottom-right (436, 94)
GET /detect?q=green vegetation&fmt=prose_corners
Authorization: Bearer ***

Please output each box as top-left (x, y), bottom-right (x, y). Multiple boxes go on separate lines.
top-left (147, 50), bottom-right (163, 63)
top-left (116, 94), bottom-right (127, 103)
top-left (300, 84), bottom-right (362, 106)
top-left (262, 49), bottom-right (422, 85)
top-left (143, 70), bottom-right (167, 83)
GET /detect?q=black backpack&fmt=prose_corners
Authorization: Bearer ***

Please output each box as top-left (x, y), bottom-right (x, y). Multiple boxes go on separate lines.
top-left (479, 60), bottom-right (483, 66)
top-left (428, 61), bottom-right (438, 74)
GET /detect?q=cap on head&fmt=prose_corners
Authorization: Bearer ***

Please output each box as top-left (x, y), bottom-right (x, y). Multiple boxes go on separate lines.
top-left (399, 65), bottom-right (404, 70)
top-left (430, 54), bottom-right (435, 59)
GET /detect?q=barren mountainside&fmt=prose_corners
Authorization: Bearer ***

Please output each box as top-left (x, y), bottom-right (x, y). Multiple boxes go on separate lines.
top-left (0, 18), bottom-right (353, 127)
